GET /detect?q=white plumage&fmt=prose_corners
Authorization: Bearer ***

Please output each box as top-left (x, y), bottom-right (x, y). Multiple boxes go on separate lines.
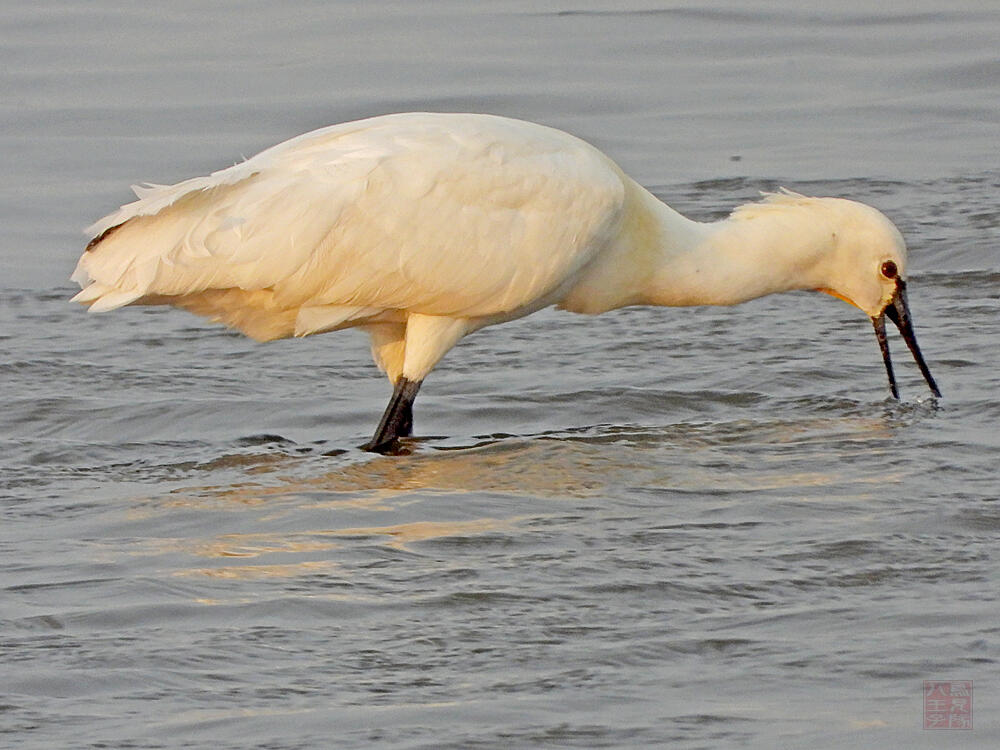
top-left (72, 112), bottom-right (940, 452)
top-left (74, 114), bottom-right (623, 338)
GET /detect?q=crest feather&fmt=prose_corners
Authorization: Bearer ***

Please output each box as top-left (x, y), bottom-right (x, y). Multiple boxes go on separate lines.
top-left (730, 187), bottom-right (818, 221)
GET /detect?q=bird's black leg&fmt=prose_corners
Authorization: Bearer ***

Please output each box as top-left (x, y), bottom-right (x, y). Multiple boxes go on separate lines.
top-left (361, 377), bottom-right (422, 454)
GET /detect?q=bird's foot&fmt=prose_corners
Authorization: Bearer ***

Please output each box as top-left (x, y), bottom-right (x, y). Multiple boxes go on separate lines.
top-left (359, 435), bottom-right (410, 455)
top-left (360, 377), bottom-right (422, 454)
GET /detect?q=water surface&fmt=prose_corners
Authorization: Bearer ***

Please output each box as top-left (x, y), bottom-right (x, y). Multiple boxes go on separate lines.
top-left (2, 2), bottom-right (999, 748)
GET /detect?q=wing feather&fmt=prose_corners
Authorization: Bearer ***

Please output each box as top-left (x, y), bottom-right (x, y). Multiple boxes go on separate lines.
top-left (72, 113), bottom-right (626, 332)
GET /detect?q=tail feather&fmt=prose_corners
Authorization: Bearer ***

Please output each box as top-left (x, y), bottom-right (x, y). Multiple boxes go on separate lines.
top-left (69, 283), bottom-right (109, 304)
top-left (84, 288), bottom-right (145, 313)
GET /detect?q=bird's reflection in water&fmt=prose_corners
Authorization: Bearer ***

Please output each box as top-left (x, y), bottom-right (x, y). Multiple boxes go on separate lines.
top-left (154, 412), bottom-right (897, 514)
top-left (108, 413), bottom-right (902, 595)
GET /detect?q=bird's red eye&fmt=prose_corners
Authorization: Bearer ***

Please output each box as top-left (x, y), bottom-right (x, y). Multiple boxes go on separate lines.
top-left (881, 260), bottom-right (898, 279)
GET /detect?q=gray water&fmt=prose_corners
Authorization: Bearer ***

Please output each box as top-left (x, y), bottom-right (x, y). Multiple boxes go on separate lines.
top-left (3, 2), bottom-right (999, 748)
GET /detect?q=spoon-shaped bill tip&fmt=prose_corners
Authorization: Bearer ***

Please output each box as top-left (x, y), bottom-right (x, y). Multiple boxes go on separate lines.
top-left (871, 278), bottom-right (941, 399)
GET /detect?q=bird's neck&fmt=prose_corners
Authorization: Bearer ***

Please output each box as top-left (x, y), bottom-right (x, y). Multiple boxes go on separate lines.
top-left (638, 189), bottom-right (835, 309)
top-left (558, 180), bottom-right (835, 316)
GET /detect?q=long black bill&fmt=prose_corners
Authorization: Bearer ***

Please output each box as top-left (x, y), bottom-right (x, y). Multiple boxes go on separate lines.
top-left (870, 278), bottom-right (942, 399)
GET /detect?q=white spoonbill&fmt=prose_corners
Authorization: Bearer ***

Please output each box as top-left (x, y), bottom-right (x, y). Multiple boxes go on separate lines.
top-left (71, 112), bottom-right (940, 453)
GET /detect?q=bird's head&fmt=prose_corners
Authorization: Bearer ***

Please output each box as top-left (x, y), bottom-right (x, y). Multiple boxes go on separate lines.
top-left (813, 198), bottom-right (941, 400)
